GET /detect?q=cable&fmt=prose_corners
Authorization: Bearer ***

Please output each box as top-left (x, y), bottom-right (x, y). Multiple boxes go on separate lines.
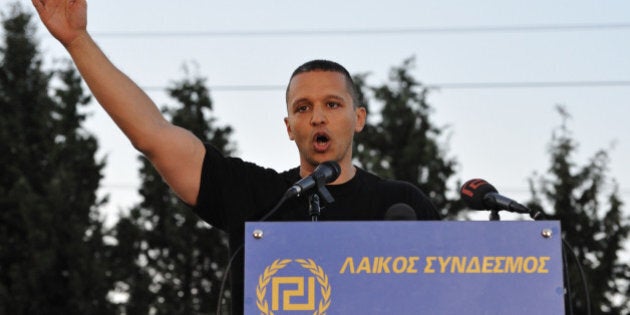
top-left (259, 193), bottom-right (291, 222)
top-left (562, 238), bottom-right (592, 315)
top-left (527, 209), bottom-right (590, 314)
top-left (562, 239), bottom-right (575, 315)
top-left (140, 80), bottom-right (630, 93)
top-left (91, 23), bottom-right (630, 38)
top-left (214, 193), bottom-right (291, 314)
top-left (216, 244), bottom-right (243, 315)
top-left (425, 80), bottom-right (630, 90)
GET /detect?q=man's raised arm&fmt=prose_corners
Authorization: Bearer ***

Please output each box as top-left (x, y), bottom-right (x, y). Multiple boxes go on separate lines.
top-left (32, 0), bottom-right (205, 206)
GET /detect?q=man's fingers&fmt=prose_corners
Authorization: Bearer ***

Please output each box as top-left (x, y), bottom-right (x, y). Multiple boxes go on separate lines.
top-left (32, 0), bottom-right (65, 19)
top-left (32, 0), bottom-right (55, 15)
top-left (32, 0), bottom-right (67, 11)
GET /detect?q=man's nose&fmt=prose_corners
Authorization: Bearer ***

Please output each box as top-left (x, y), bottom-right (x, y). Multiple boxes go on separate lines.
top-left (310, 105), bottom-right (327, 125)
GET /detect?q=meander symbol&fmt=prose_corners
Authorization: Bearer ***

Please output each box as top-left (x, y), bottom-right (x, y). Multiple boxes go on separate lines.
top-left (256, 258), bottom-right (331, 315)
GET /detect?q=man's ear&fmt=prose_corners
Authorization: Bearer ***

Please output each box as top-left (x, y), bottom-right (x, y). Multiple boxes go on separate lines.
top-left (354, 107), bottom-right (367, 133)
top-left (284, 117), bottom-right (295, 140)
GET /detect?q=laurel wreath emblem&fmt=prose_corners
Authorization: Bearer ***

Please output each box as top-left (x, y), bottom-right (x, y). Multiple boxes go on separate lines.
top-left (256, 258), bottom-right (331, 315)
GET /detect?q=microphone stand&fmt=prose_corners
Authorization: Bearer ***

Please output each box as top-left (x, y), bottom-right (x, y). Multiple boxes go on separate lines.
top-left (489, 210), bottom-right (500, 221)
top-left (309, 193), bottom-right (321, 222)
top-left (308, 182), bottom-right (335, 222)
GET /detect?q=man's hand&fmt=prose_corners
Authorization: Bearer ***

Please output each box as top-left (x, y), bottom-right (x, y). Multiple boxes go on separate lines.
top-left (32, 0), bottom-right (88, 47)
top-left (32, 0), bottom-right (205, 207)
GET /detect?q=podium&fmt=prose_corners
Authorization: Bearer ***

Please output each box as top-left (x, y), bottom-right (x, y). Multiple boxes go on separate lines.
top-left (244, 221), bottom-right (564, 314)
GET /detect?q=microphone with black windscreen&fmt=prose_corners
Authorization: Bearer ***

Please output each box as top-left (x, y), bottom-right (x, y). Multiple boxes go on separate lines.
top-left (460, 178), bottom-right (530, 214)
top-left (284, 161), bottom-right (341, 199)
top-left (260, 161), bottom-right (341, 222)
top-left (384, 203), bottom-right (418, 220)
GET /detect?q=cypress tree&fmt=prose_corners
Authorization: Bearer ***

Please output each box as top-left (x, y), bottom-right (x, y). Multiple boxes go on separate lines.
top-left (110, 70), bottom-right (233, 314)
top-left (353, 57), bottom-right (463, 218)
top-left (528, 106), bottom-right (630, 314)
top-left (0, 4), bottom-right (112, 314)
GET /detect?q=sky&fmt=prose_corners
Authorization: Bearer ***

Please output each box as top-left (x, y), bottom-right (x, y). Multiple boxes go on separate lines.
top-left (14, 0), bottom-right (630, 226)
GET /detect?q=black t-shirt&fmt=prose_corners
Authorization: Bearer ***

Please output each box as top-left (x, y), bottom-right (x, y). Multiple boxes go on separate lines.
top-left (192, 145), bottom-right (440, 313)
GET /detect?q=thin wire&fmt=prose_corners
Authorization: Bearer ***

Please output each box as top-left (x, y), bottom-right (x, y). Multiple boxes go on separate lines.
top-left (91, 23), bottom-right (630, 38)
top-left (425, 80), bottom-right (630, 90)
top-left (562, 238), bottom-right (592, 315)
top-left (216, 244), bottom-right (243, 315)
top-left (563, 240), bottom-right (575, 315)
top-left (214, 193), bottom-right (290, 314)
top-left (140, 80), bottom-right (630, 93)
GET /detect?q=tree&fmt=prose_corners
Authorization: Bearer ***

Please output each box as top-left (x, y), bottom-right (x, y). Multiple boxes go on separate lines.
top-left (0, 4), bottom-right (113, 314)
top-left (109, 68), bottom-right (234, 314)
top-left (353, 57), bottom-right (463, 218)
top-left (528, 106), bottom-right (630, 314)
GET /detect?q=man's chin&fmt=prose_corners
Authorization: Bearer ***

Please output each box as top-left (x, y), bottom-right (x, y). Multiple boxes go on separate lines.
top-left (309, 156), bottom-right (346, 169)
top-left (306, 155), bottom-right (334, 166)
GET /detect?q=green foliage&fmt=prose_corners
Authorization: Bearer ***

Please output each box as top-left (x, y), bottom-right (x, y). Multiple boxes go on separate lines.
top-left (353, 57), bottom-right (463, 218)
top-left (528, 106), bottom-right (630, 314)
top-left (109, 69), bottom-right (233, 314)
top-left (6, 3), bottom-right (626, 314)
top-left (0, 4), bottom-right (113, 314)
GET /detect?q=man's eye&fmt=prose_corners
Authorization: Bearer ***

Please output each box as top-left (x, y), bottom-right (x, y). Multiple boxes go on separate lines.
top-left (327, 102), bottom-right (340, 108)
top-left (296, 105), bottom-right (309, 112)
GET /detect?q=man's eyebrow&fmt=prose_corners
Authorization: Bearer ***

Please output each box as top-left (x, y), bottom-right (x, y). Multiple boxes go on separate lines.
top-left (324, 94), bottom-right (345, 102)
top-left (289, 94), bottom-right (347, 107)
top-left (289, 97), bottom-right (310, 108)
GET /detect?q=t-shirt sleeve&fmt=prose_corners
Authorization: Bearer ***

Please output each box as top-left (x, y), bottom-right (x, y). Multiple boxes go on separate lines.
top-left (410, 187), bottom-right (442, 220)
top-left (390, 180), bottom-right (442, 220)
top-left (192, 144), bottom-right (290, 232)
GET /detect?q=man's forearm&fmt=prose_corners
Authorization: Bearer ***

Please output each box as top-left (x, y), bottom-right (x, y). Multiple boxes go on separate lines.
top-left (65, 32), bottom-right (168, 153)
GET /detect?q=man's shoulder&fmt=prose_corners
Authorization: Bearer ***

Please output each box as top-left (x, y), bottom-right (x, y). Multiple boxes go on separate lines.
top-left (356, 167), bottom-right (417, 191)
top-left (354, 167), bottom-right (440, 219)
top-left (355, 167), bottom-right (382, 183)
top-left (203, 143), bottom-right (298, 181)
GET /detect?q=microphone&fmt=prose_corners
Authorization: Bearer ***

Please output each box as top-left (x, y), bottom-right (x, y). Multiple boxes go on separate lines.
top-left (460, 178), bottom-right (530, 214)
top-left (284, 161), bottom-right (341, 199)
top-left (384, 203), bottom-right (418, 220)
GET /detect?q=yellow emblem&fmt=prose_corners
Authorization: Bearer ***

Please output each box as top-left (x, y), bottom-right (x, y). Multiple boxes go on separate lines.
top-left (256, 258), bottom-right (331, 315)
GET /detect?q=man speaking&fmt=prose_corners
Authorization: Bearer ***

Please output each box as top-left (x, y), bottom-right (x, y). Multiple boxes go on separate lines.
top-left (32, 0), bottom-right (440, 312)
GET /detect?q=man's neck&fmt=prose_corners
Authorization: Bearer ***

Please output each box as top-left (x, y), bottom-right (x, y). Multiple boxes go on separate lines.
top-left (299, 162), bottom-right (356, 185)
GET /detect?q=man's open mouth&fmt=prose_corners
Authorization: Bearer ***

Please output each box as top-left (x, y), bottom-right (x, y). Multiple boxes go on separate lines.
top-left (313, 132), bottom-right (331, 151)
top-left (315, 134), bottom-right (329, 144)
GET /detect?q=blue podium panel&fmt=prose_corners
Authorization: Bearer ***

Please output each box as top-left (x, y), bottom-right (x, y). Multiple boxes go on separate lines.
top-left (244, 221), bottom-right (564, 315)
